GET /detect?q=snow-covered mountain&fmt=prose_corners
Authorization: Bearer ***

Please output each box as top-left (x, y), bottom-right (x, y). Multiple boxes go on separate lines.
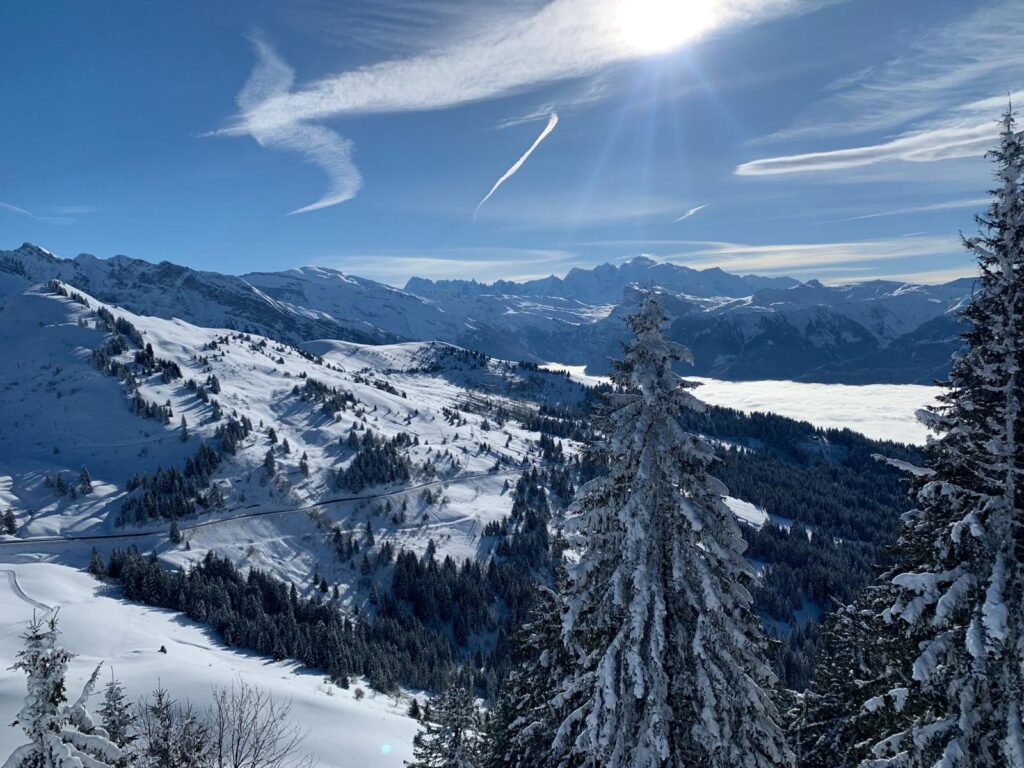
top-left (1, 243), bottom-right (974, 383)
top-left (0, 280), bottom-right (585, 556)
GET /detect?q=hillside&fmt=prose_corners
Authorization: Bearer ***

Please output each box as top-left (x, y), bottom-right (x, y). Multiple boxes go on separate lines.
top-left (0, 562), bottom-right (417, 767)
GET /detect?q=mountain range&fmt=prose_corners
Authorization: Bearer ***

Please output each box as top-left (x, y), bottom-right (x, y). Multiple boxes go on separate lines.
top-left (1, 243), bottom-right (973, 384)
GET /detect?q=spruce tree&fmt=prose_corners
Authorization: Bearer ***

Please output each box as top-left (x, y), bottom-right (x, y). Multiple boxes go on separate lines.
top-left (550, 295), bottom-right (790, 768)
top-left (98, 675), bottom-right (136, 768)
top-left (790, 586), bottom-right (912, 768)
top-left (79, 467), bottom-right (93, 496)
top-left (180, 415), bottom-right (189, 442)
top-left (2, 508), bottom-right (17, 535)
top-left (6, 614), bottom-right (122, 768)
top-left (856, 108), bottom-right (1024, 767)
top-left (408, 672), bottom-right (482, 768)
top-left (134, 686), bottom-right (209, 768)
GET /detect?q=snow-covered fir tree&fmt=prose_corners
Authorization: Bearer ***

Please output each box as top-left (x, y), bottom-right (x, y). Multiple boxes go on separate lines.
top-left (790, 585), bottom-right (912, 768)
top-left (856, 109), bottom-right (1024, 767)
top-left (134, 686), bottom-right (210, 768)
top-left (78, 468), bottom-right (92, 496)
top-left (485, 581), bottom-right (571, 768)
top-left (407, 672), bottom-right (482, 768)
top-left (551, 294), bottom-right (791, 768)
top-left (97, 676), bottom-right (136, 768)
top-left (5, 614), bottom-right (122, 768)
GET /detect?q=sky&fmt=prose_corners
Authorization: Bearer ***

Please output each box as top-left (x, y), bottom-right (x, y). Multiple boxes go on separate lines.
top-left (1, 0), bottom-right (1021, 286)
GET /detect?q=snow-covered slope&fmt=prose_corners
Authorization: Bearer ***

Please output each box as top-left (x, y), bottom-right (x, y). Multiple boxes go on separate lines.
top-left (0, 563), bottom-right (417, 767)
top-left (0, 282), bottom-right (584, 583)
top-left (0, 243), bottom-right (397, 345)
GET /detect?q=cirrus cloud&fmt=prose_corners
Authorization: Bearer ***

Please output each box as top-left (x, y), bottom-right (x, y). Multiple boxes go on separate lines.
top-left (215, 0), bottom-right (826, 213)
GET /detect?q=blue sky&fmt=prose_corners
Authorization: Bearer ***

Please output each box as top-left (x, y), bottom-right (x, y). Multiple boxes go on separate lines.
top-left (1, 0), bottom-right (1020, 286)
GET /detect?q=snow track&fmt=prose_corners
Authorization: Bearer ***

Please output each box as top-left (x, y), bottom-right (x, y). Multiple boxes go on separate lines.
top-left (0, 569), bottom-right (51, 611)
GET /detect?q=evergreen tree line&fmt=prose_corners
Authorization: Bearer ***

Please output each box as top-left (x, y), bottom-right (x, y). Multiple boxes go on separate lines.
top-left (117, 416), bottom-right (251, 524)
top-left (97, 547), bottom-right (456, 693)
top-left (296, 376), bottom-right (356, 418)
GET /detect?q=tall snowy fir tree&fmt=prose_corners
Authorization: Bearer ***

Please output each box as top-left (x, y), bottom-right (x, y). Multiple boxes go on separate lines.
top-left (98, 676), bottom-right (136, 768)
top-left (858, 109), bottom-right (1024, 767)
top-left (550, 295), bottom-right (791, 768)
top-left (4, 614), bottom-right (122, 768)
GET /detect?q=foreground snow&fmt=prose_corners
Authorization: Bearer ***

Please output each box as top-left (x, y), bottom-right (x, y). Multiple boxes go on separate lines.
top-left (0, 562), bottom-right (417, 767)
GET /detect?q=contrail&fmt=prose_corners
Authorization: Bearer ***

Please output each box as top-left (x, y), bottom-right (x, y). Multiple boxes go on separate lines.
top-left (676, 203), bottom-right (707, 221)
top-left (475, 112), bottom-right (559, 219)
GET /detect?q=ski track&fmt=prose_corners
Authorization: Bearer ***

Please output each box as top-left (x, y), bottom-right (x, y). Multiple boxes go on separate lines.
top-left (0, 569), bottom-right (51, 611)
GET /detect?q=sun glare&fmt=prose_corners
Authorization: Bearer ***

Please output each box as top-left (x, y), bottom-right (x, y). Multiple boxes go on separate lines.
top-left (617, 0), bottom-right (718, 54)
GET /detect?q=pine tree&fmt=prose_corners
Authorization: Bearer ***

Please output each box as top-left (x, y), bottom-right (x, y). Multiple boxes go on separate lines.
top-left (855, 108), bottom-right (1024, 767)
top-left (263, 449), bottom-right (276, 477)
top-left (134, 686), bottom-right (210, 768)
top-left (2, 508), bottom-right (17, 535)
top-left (79, 467), bottom-right (93, 496)
top-left (550, 294), bottom-right (790, 768)
top-left (169, 520), bottom-right (182, 544)
top-left (89, 549), bottom-right (107, 576)
top-left (98, 675), bottom-right (136, 768)
top-left (180, 415), bottom-right (189, 442)
top-left (408, 672), bottom-right (482, 768)
top-left (6, 614), bottom-right (122, 768)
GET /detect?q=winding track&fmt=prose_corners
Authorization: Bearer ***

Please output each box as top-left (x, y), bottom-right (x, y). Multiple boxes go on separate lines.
top-left (0, 569), bottom-right (52, 611)
top-left (0, 466), bottom-right (534, 548)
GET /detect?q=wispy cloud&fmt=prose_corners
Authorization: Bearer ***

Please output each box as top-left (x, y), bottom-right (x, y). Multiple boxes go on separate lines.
top-left (820, 266), bottom-right (979, 286)
top-left (313, 246), bottom-right (580, 285)
top-left (762, 2), bottom-right (1024, 143)
top-left (217, 0), bottom-right (817, 212)
top-left (233, 35), bottom-right (362, 215)
top-left (495, 79), bottom-right (608, 129)
top-left (810, 197), bottom-right (988, 225)
top-left (475, 112), bottom-right (558, 218)
top-left (580, 234), bottom-right (961, 273)
top-left (739, 2), bottom-right (1024, 179)
top-left (676, 203), bottom-right (708, 222)
top-left (736, 95), bottom-right (1016, 176)
top-left (0, 202), bottom-right (74, 225)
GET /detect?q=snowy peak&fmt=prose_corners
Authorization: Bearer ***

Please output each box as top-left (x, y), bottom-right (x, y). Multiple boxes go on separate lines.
top-left (1, 242), bottom-right (976, 384)
top-left (405, 256), bottom-right (800, 304)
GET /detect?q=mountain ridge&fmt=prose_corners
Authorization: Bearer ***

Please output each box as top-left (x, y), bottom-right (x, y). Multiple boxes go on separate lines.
top-left (1, 243), bottom-right (974, 384)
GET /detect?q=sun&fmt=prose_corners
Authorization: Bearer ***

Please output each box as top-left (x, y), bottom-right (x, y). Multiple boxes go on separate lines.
top-left (616, 0), bottom-right (718, 54)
